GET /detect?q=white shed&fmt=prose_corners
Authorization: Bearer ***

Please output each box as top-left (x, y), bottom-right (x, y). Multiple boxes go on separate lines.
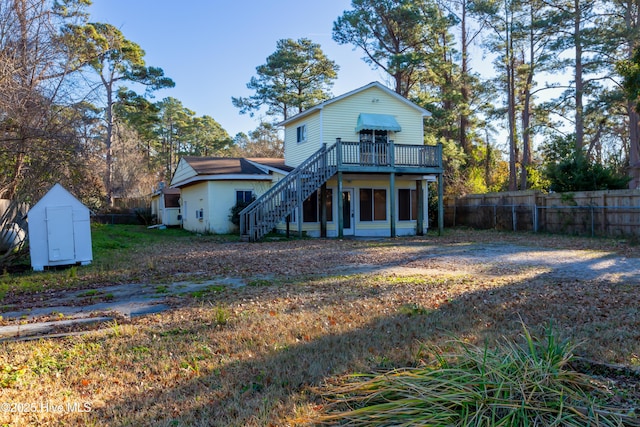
top-left (28, 184), bottom-right (93, 271)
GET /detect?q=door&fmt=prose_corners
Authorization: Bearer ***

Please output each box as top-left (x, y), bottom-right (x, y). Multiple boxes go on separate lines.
top-left (46, 206), bottom-right (75, 262)
top-left (342, 189), bottom-right (355, 236)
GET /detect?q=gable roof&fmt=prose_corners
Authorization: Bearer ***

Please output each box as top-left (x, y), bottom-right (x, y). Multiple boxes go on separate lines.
top-left (29, 183), bottom-right (88, 215)
top-left (278, 81), bottom-right (432, 127)
top-left (171, 156), bottom-right (290, 188)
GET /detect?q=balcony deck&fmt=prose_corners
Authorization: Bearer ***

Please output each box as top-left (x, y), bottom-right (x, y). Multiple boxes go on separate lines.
top-left (331, 139), bottom-right (443, 174)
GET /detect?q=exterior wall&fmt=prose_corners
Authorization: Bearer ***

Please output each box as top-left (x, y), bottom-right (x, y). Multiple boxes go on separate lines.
top-left (179, 182), bottom-right (209, 233)
top-left (284, 111), bottom-right (322, 168)
top-left (151, 194), bottom-right (182, 226)
top-left (28, 185), bottom-right (92, 271)
top-left (284, 86), bottom-right (426, 168)
top-left (276, 174), bottom-right (428, 238)
top-left (150, 195), bottom-right (160, 223)
top-left (321, 86), bottom-right (425, 146)
top-left (181, 177), bottom-right (282, 234)
top-left (164, 208), bottom-right (182, 226)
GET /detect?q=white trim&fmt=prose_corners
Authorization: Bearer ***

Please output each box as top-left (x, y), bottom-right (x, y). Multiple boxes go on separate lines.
top-left (319, 106), bottom-right (324, 145)
top-left (171, 174), bottom-right (273, 188)
top-left (296, 124), bottom-right (307, 143)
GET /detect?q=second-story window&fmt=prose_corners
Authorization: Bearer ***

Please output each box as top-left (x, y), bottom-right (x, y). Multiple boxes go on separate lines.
top-left (296, 125), bottom-right (307, 143)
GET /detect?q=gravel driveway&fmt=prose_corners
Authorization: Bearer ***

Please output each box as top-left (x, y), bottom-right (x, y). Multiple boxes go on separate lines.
top-left (1, 231), bottom-right (638, 340)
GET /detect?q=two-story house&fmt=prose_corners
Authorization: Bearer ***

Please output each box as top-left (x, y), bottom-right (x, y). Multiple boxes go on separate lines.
top-left (240, 81), bottom-right (444, 241)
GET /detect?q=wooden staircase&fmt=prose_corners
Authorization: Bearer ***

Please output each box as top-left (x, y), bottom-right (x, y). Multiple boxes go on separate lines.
top-left (240, 143), bottom-right (338, 242)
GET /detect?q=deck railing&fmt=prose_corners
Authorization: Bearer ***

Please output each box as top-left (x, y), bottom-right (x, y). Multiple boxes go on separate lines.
top-left (240, 139), bottom-right (442, 241)
top-left (239, 144), bottom-right (338, 241)
top-left (338, 140), bottom-right (442, 169)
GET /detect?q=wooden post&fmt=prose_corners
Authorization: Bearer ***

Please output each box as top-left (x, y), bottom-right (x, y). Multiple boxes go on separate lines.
top-left (286, 215), bottom-right (290, 239)
top-left (337, 171), bottom-right (344, 238)
top-left (297, 175), bottom-right (303, 237)
top-left (416, 180), bottom-right (424, 236)
top-left (438, 173), bottom-right (444, 235)
top-left (390, 172), bottom-right (396, 237)
top-left (320, 183), bottom-right (327, 238)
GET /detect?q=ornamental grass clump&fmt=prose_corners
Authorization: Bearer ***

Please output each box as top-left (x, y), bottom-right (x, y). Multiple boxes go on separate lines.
top-left (314, 324), bottom-right (638, 426)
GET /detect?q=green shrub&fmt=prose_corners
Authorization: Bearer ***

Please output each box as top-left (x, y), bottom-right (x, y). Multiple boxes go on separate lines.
top-left (315, 324), bottom-right (637, 426)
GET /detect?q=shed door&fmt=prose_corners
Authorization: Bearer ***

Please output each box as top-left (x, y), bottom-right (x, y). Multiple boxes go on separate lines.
top-left (46, 206), bottom-right (75, 262)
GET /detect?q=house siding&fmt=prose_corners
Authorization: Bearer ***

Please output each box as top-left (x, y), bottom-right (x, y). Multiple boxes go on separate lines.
top-left (180, 182), bottom-right (209, 233)
top-left (321, 86), bottom-right (425, 146)
top-left (180, 176), bottom-right (284, 234)
top-left (284, 86), bottom-right (426, 168)
top-left (284, 113), bottom-right (322, 168)
top-left (171, 158), bottom-right (197, 186)
top-left (276, 175), bottom-right (428, 237)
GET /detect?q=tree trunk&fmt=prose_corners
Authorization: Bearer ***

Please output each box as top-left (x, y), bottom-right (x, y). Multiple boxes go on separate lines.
top-left (507, 8), bottom-right (518, 191)
top-left (624, 0), bottom-right (640, 188)
top-left (104, 78), bottom-right (114, 207)
top-left (629, 102), bottom-right (640, 188)
top-left (459, 1), bottom-right (471, 156)
top-left (574, 0), bottom-right (585, 153)
top-left (520, 17), bottom-right (535, 191)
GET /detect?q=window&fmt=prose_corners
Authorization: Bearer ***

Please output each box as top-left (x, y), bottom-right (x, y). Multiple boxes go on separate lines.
top-left (196, 208), bottom-right (204, 221)
top-left (359, 129), bottom-right (388, 145)
top-left (302, 191), bottom-right (318, 223)
top-left (236, 190), bottom-right (253, 204)
top-left (296, 125), bottom-right (307, 143)
top-left (302, 189), bottom-right (333, 223)
top-left (359, 188), bottom-right (386, 221)
top-left (398, 189), bottom-right (418, 221)
top-left (359, 130), bottom-right (388, 165)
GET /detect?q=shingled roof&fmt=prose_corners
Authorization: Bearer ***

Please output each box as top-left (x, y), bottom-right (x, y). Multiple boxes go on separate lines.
top-left (182, 157), bottom-right (267, 175)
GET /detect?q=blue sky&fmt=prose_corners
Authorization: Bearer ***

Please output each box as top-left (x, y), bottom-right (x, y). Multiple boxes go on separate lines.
top-left (88, 0), bottom-right (384, 137)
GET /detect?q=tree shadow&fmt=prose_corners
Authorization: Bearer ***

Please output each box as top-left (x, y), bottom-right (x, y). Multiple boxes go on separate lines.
top-left (64, 255), bottom-right (640, 426)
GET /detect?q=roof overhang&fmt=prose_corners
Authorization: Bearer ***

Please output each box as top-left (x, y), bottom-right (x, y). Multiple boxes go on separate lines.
top-left (355, 113), bottom-right (402, 132)
top-left (171, 174), bottom-right (274, 188)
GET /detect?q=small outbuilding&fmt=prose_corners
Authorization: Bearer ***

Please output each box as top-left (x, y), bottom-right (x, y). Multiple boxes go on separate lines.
top-left (28, 184), bottom-right (92, 271)
top-left (150, 183), bottom-right (181, 227)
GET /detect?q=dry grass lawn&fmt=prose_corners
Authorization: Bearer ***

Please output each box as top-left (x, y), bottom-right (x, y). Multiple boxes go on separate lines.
top-left (0, 228), bottom-right (639, 426)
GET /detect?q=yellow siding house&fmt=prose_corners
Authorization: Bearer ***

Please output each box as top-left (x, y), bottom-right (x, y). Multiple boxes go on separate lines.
top-left (240, 81), bottom-right (444, 241)
top-left (170, 157), bottom-right (291, 234)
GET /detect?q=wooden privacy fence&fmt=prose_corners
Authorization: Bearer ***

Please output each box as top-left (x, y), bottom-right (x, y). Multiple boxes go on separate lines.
top-left (445, 190), bottom-right (640, 238)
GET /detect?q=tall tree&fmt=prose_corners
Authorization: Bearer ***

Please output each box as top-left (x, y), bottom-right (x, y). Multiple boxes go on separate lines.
top-left (234, 122), bottom-right (284, 158)
top-left (232, 38), bottom-right (338, 121)
top-left (157, 97), bottom-right (193, 181)
top-left (0, 0), bottom-right (91, 200)
top-left (190, 115), bottom-right (233, 157)
top-left (473, 0), bottom-right (522, 190)
top-left (447, 0), bottom-right (485, 157)
top-left (333, 0), bottom-right (452, 97)
top-left (608, 0), bottom-right (640, 189)
top-left (74, 22), bottom-right (174, 205)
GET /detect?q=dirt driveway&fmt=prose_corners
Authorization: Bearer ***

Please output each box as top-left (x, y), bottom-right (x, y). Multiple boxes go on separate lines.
top-left (1, 230), bottom-right (638, 340)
